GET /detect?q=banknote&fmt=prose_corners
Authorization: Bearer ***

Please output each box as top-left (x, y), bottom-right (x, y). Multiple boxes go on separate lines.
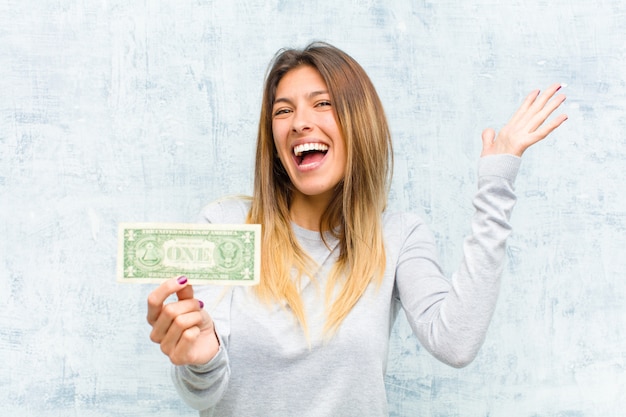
top-left (117, 223), bottom-right (261, 285)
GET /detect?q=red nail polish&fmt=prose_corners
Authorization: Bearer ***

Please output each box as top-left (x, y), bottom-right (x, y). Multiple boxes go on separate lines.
top-left (199, 300), bottom-right (204, 309)
top-left (177, 276), bottom-right (188, 285)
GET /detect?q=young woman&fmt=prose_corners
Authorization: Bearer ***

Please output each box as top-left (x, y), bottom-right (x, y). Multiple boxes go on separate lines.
top-left (146, 42), bottom-right (567, 416)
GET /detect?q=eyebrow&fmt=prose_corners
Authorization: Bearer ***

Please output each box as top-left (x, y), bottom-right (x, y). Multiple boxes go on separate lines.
top-left (273, 90), bottom-right (329, 106)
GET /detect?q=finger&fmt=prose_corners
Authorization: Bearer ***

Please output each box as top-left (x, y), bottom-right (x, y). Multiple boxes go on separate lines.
top-left (158, 309), bottom-right (205, 356)
top-left (520, 83), bottom-right (564, 125)
top-left (507, 89), bottom-right (541, 126)
top-left (481, 128), bottom-right (495, 145)
top-left (480, 128), bottom-right (496, 154)
top-left (169, 326), bottom-right (202, 366)
top-left (526, 93), bottom-right (567, 133)
top-left (530, 83), bottom-right (564, 112)
top-left (150, 297), bottom-right (204, 344)
top-left (147, 276), bottom-right (190, 325)
top-left (529, 113), bottom-right (568, 145)
top-left (176, 283), bottom-right (195, 301)
top-left (510, 83), bottom-right (564, 128)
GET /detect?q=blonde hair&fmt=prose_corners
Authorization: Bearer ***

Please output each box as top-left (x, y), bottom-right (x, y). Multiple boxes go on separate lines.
top-left (247, 42), bottom-right (393, 336)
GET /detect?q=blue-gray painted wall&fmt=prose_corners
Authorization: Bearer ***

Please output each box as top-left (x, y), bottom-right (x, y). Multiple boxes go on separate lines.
top-left (1, 1), bottom-right (624, 416)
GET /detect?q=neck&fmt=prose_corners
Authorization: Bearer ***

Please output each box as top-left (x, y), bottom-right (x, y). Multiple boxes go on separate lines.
top-left (289, 191), bottom-right (334, 231)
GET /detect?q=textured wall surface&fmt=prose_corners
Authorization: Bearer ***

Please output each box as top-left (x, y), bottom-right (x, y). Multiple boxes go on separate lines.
top-left (1, 0), bottom-right (624, 416)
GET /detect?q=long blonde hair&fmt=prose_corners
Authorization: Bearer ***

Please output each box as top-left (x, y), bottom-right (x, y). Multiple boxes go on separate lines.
top-left (247, 42), bottom-right (393, 335)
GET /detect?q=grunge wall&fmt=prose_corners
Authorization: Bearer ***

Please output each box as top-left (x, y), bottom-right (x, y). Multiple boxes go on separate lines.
top-left (1, 1), bottom-right (624, 415)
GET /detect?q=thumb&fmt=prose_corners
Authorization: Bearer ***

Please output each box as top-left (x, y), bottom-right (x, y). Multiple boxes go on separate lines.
top-left (176, 282), bottom-right (195, 301)
top-left (480, 128), bottom-right (496, 156)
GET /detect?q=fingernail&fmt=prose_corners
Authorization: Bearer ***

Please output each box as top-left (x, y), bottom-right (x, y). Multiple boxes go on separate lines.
top-left (199, 300), bottom-right (204, 309)
top-left (556, 85), bottom-right (562, 92)
top-left (177, 276), bottom-right (188, 285)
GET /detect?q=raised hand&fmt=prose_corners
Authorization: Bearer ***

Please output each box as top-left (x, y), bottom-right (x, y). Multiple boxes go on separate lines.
top-left (481, 83), bottom-right (568, 157)
top-left (147, 276), bottom-right (219, 366)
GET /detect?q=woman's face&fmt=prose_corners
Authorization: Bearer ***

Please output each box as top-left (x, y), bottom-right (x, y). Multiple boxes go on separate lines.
top-left (271, 65), bottom-right (347, 205)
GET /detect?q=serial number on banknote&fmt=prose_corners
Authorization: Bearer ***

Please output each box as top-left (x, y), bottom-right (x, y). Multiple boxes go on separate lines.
top-left (117, 223), bottom-right (261, 285)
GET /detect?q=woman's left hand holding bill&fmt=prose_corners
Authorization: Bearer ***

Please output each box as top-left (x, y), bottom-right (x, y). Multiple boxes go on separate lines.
top-left (481, 83), bottom-right (568, 157)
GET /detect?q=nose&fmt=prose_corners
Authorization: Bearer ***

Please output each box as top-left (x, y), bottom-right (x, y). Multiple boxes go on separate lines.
top-left (291, 108), bottom-right (312, 134)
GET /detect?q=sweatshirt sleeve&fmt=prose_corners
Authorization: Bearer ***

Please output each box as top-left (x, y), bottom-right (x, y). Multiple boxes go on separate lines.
top-left (395, 154), bottom-right (521, 368)
top-left (170, 198), bottom-right (248, 410)
top-left (171, 282), bottom-right (233, 410)
top-left (171, 333), bottom-right (231, 410)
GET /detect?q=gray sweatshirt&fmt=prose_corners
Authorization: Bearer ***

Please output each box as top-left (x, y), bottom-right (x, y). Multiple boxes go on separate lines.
top-left (172, 154), bottom-right (521, 417)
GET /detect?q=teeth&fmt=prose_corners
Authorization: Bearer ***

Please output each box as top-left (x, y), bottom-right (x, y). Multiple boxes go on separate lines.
top-left (293, 143), bottom-right (329, 156)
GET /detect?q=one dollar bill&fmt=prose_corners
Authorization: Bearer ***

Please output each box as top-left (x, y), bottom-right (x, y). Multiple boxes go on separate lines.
top-left (117, 222), bottom-right (261, 285)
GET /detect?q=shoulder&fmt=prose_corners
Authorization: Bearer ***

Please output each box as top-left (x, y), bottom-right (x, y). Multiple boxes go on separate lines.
top-left (382, 210), bottom-right (424, 230)
top-left (196, 195), bottom-right (252, 224)
top-left (382, 210), bottom-right (434, 246)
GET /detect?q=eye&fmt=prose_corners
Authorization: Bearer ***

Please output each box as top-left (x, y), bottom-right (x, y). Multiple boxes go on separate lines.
top-left (316, 100), bottom-right (332, 108)
top-left (273, 107), bottom-right (292, 117)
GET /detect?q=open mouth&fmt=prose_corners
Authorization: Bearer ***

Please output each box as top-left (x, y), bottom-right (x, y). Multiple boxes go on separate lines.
top-left (293, 143), bottom-right (329, 166)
